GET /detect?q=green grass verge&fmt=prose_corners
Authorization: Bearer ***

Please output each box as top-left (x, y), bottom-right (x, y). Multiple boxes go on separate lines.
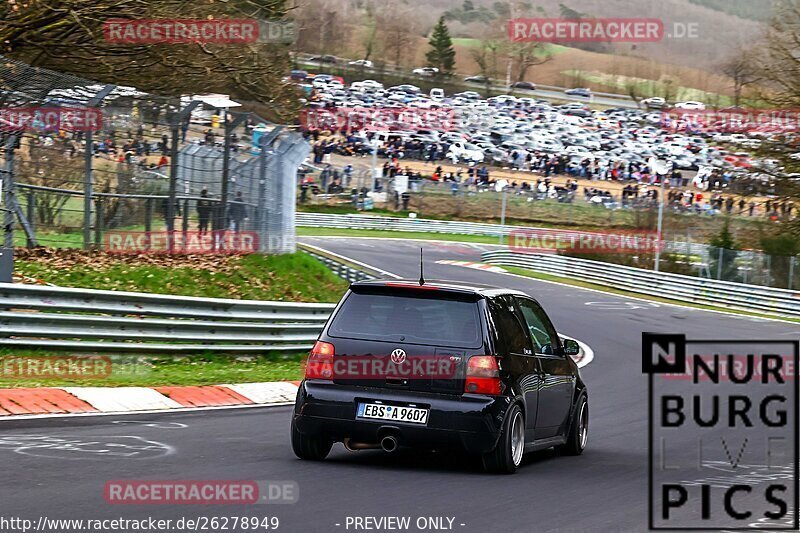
top-left (0, 351), bottom-right (305, 388)
top-left (503, 266), bottom-right (799, 323)
top-left (15, 252), bottom-right (349, 302)
top-left (298, 226), bottom-right (502, 244)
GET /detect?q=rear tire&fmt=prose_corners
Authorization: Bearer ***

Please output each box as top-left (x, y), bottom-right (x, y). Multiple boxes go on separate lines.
top-left (482, 404), bottom-right (524, 474)
top-left (561, 394), bottom-right (588, 456)
top-left (291, 419), bottom-right (333, 461)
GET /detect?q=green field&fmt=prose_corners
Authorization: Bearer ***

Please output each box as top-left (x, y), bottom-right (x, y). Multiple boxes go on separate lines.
top-left (0, 351), bottom-right (304, 388)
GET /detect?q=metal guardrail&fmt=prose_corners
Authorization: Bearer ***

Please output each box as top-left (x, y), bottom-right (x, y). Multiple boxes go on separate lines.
top-left (481, 250), bottom-right (800, 319)
top-left (298, 243), bottom-right (380, 283)
top-left (0, 284), bottom-right (336, 352)
top-left (296, 212), bottom-right (707, 256)
top-left (0, 242), bottom-right (395, 352)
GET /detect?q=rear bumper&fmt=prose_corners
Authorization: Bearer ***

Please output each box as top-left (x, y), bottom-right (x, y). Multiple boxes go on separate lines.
top-left (293, 380), bottom-right (511, 454)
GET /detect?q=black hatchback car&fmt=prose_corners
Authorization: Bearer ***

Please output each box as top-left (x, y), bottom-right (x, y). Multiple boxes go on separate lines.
top-left (291, 280), bottom-right (588, 474)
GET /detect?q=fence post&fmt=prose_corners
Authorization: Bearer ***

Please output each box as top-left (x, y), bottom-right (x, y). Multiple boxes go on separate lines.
top-left (26, 191), bottom-right (35, 249)
top-left (3, 136), bottom-right (16, 249)
top-left (217, 111), bottom-right (249, 249)
top-left (144, 198), bottom-right (153, 251)
top-left (685, 229), bottom-right (691, 264)
top-left (498, 187), bottom-right (507, 245)
top-left (789, 256), bottom-right (795, 291)
top-left (84, 85), bottom-right (115, 250)
top-left (258, 134), bottom-right (268, 253)
top-left (169, 100), bottom-right (200, 253)
top-left (182, 198), bottom-right (189, 252)
top-left (717, 247), bottom-right (723, 280)
top-left (254, 126), bottom-right (282, 253)
top-left (94, 198), bottom-right (104, 249)
top-left (83, 129), bottom-right (94, 250)
top-left (766, 254), bottom-right (772, 287)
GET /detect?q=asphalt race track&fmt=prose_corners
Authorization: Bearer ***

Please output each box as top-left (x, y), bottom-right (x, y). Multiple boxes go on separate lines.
top-left (2, 236), bottom-right (798, 533)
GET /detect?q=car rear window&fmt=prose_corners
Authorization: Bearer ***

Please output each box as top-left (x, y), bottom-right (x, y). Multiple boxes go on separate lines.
top-left (327, 291), bottom-right (482, 348)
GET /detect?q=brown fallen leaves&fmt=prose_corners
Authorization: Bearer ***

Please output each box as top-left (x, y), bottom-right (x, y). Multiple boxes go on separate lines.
top-left (15, 248), bottom-right (243, 271)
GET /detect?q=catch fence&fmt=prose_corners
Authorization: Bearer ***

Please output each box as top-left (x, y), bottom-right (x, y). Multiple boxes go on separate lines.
top-left (0, 56), bottom-right (308, 256)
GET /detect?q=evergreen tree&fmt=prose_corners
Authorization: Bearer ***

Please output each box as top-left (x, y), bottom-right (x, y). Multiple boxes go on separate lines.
top-left (425, 17), bottom-right (456, 74)
top-left (708, 219), bottom-right (740, 282)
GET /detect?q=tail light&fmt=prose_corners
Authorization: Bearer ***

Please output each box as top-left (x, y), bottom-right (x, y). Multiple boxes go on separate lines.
top-left (305, 341), bottom-right (335, 380)
top-left (465, 355), bottom-right (502, 395)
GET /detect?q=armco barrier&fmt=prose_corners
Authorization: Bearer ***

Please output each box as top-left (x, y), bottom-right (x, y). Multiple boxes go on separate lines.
top-left (296, 213), bottom-right (707, 256)
top-left (0, 284), bottom-right (335, 352)
top-left (481, 250), bottom-right (800, 319)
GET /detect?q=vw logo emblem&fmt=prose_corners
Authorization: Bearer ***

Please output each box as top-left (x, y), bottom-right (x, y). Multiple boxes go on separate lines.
top-left (390, 349), bottom-right (407, 364)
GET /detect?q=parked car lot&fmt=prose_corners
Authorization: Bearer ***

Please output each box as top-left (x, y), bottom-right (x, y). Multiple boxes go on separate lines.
top-left (301, 73), bottom-right (771, 173)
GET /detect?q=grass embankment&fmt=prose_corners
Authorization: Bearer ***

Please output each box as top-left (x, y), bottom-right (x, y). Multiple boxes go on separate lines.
top-left (0, 351), bottom-right (305, 388)
top-left (2, 251), bottom-right (347, 388)
top-left (15, 249), bottom-right (347, 301)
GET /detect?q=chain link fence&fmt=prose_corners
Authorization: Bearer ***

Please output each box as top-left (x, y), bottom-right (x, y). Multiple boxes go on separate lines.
top-left (0, 56), bottom-right (308, 257)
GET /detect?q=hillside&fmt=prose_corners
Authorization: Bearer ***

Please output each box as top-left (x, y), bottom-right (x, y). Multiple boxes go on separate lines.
top-left (295, 0), bottom-right (772, 99)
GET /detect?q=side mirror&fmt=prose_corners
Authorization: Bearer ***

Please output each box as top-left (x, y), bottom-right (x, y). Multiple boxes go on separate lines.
top-left (563, 339), bottom-right (580, 357)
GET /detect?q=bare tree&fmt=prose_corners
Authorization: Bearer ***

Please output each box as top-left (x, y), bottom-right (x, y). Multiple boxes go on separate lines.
top-left (361, 10), bottom-right (379, 61)
top-left (377, 4), bottom-right (417, 67)
top-left (470, 39), bottom-right (502, 82)
top-left (0, 0), bottom-right (299, 121)
top-left (508, 42), bottom-right (552, 86)
top-left (719, 46), bottom-right (761, 107)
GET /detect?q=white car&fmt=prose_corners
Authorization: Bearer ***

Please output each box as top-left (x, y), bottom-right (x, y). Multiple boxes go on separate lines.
top-left (642, 97), bottom-right (666, 109)
top-left (357, 79), bottom-right (383, 91)
top-left (412, 67), bottom-right (439, 77)
top-left (447, 141), bottom-right (484, 162)
top-left (674, 101), bottom-right (706, 110)
top-left (430, 88), bottom-right (445, 100)
top-left (348, 59), bottom-right (374, 68)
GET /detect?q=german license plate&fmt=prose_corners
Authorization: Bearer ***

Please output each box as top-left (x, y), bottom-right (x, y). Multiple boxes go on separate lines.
top-left (357, 403), bottom-right (429, 425)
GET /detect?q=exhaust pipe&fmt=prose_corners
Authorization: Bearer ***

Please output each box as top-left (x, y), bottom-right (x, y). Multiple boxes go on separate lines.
top-left (343, 438), bottom-right (381, 451)
top-left (380, 435), bottom-right (399, 453)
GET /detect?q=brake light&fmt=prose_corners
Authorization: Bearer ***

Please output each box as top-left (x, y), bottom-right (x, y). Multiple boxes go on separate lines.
top-left (305, 341), bottom-right (335, 380)
top-left (465, 355), bottom-right (502, 395)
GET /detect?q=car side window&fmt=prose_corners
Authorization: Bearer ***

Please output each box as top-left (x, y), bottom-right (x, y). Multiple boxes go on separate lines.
top-left (516, 298), bottom-right (559, 355)
top-left (489, 297), bottom-right (532, 355)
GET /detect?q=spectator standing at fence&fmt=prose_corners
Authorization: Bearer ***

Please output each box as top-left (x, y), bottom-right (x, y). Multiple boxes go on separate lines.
top-left (160, 195), bottom-right (182, 230)
top-left (343, 164), bottom-right (353, 187)
top-left (160, 134), bottom-right (169, 155)
top-left (197, 189), bottom-right (213, 236)
top-left (320, 165), bottom-right (331, 191)
top-left (228, 192), bottom-right (247, 233)
top-left (181, 120), bottom-right (190, 143)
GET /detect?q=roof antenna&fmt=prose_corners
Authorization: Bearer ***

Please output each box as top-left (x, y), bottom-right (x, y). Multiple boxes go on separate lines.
top-left (418, 248), bottom-right (425, 286)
